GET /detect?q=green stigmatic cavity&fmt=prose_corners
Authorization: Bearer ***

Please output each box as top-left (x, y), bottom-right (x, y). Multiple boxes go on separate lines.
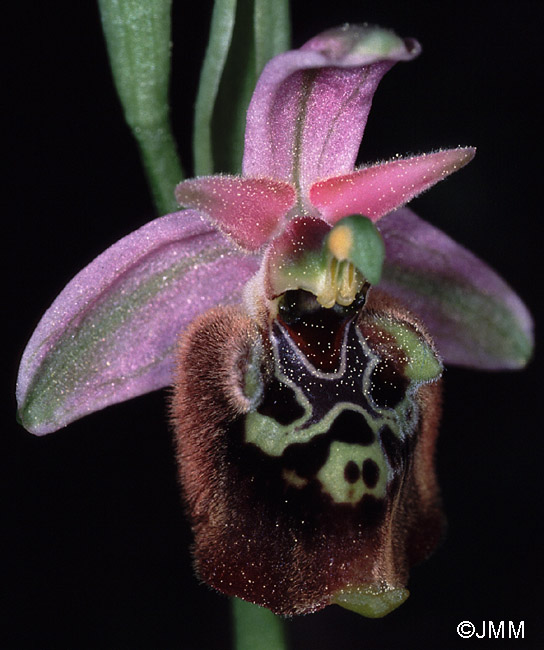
top-left (267, 215), bottom-right (385, 309)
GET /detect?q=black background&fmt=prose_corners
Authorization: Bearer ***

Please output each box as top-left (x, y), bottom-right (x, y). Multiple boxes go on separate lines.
top-left (4, 1), bottom-right (543, 648)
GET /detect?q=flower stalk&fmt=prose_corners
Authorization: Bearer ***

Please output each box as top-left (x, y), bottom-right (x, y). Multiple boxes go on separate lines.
top-left (233, 598), bottom-right (288, 650)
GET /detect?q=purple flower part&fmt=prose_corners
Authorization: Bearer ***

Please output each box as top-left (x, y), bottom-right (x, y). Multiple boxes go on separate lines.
top-left (18, 24), bottom-right (534, 437)
top-left (377, 208), bottom-right (534, 369)
top-left (17, 211), bottom-right (258, 434)
top-left (243, 25), bottom-right (420, 204)
top-left (175, 175), bottom-right (296, 250)
top-left (309, 148), bottom-right (475, 223)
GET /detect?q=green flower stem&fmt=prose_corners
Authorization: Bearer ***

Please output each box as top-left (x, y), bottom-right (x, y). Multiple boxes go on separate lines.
top-left (232, 598), bottom-right (288, 650)
top-left (98, 0), bottom-right (183, 214)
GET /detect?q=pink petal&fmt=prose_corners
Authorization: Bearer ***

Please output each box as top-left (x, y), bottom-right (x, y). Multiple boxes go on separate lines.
top-left (17, 211), bottom-right (259, 434)
top-left (310, 148), bottom-right (475, 223)
top-left (376, 208), bottom-right (534, 370)
top-left (243, 25), bottom-right (420, 204)
top-left (175, 175), bottom-right (296, 250)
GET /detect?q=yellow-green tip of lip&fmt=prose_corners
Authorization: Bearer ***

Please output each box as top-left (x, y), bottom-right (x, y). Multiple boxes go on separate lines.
top-left (332, 583), bottom-right (409, 618)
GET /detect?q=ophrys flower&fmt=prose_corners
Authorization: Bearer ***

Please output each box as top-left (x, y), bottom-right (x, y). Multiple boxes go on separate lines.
top-left (17, 25), bottom-right (533, 618)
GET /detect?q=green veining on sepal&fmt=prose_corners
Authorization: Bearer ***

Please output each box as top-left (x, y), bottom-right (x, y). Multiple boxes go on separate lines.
top-left (18, 246), bottom-right (236, 433)
top-left (332, 583), bottom-right (409, 618)
top-left (382, 263), bottom-right (533, 369)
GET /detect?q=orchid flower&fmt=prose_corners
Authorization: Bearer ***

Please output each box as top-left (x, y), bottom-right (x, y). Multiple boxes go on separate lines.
top-left (17, 25), bottom-right (533, 620)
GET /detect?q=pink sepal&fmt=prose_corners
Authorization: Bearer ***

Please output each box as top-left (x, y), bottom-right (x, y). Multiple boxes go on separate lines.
top-left (310, 148), bottom-right (475, 223)
top-left (175, 175), bottom-right (296, 250)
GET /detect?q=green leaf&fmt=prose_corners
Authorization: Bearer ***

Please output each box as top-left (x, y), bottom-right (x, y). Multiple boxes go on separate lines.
top-left (254, 0), bottom-right (291, 74)
top-left (193, 0), bottom-right (237, 175)
top-left (194, 0), bottom-right (291, 175)
top-left (98, 0), bottom-right (183, 214)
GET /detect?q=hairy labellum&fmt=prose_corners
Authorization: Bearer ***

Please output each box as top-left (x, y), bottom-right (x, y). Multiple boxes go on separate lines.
top-left (171, 289), bottom-right (444, 617)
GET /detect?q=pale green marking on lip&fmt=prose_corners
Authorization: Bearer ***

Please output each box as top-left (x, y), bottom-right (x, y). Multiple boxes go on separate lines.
top-left (317, 440), bottom-right (388, 504)
top-left (245, 401), bottom-right (350, 457)
top-left (371, 316), bottom-right (442, 382)
top-left (244, 407), bottom-right (311, 457)
top-left (242, 342), bottom-right (265, 408)
top-left (245, 392), bottom-right (392, 458)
